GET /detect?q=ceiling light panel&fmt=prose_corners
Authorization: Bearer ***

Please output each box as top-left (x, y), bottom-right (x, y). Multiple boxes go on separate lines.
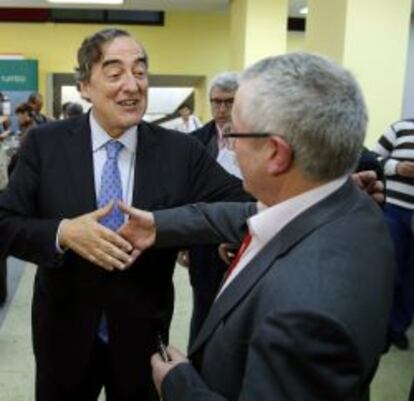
top-left (47, 0), bottom-right (123, 4)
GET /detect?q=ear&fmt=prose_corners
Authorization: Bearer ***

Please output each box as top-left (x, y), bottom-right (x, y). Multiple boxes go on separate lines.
top-left (266, 136), bottom-right (293, 175)
top-left (78, 81), bottom-right (91, 102)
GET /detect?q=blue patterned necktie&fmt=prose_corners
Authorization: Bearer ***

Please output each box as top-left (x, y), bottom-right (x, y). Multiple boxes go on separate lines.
top-left (98, 140), bottom-right (124, 230)
top-left (97, 140), bottom-right (124, 343)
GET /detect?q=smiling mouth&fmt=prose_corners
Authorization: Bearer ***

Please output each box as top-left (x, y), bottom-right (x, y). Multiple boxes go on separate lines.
top-left (118, 99), bottom-right (139, 107)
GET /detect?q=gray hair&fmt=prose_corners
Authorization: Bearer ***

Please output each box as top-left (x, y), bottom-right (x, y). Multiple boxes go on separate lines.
top-left (209, 71), bottom-right (240, 97)
top-left (239, 52), bottom-right (367, 181)
top-left (75, 28), bottom-right (148, 83)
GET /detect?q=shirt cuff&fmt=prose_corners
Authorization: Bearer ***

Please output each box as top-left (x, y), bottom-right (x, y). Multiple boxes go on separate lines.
top-left (55, 220), bottom-right (67, 254)
top-left (384, 159), bottom-right (398, 176)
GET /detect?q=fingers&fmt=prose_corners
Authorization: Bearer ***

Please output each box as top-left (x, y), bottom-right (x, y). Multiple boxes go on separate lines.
top-left (357, 170), bottom-right (376, 186)
top-left (165, 345), bottom-right (187, 362)
top-left (99, 224), bottom-right (133, 253)
top-left (118, 200), bottom-right (134, 216)
top-left (151, 352), bottom-right (163, 367)
top-left (92, 201), bottom-right (114, 219)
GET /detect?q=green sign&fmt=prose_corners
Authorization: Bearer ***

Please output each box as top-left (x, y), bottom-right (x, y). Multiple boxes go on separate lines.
top-left (0, 60), bottom-right (38, 91)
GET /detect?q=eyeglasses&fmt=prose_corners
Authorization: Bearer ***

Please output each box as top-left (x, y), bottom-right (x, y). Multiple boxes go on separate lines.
top-left (223, 132), bottom-right (276, 150)
top-left (210, 98), bottom-right (234, 109)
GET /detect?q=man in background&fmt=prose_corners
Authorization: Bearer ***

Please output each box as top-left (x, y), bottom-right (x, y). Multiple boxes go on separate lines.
top-left (185, 72), bottom-right (243, 346)
top-left (374, 119), bottom-right (414, 350)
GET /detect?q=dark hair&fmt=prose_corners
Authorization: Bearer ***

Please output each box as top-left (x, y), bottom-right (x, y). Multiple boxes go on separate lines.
top-left (28, 92), bottom-right (41, 103)
top-left (178, 103), bottom-right (192, 112)
top-left (61, 102), bottom-right (71, 113)
top-left (75, 28), bottom-right (148, 83)
top-left (66, 102), bottom-right (83, 118)
top-left (15, 102), bottom-right (33, 114)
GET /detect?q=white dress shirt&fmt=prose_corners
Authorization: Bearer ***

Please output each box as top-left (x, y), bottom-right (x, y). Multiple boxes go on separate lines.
top-left (174, 115), bottom-right (202, 134)
top-left (90, 112), bottom-right (137, 209)
top-left (216, 176), bottom-right (347, 298)
top-left (56, 112), bottom-right (138, 251)
top-left (215, 124), bottom-right (242, 179)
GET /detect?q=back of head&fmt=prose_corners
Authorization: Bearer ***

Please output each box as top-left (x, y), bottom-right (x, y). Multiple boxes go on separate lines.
top-left (66, 102), bottom-right (84, 118)
top-left (240, 53), bottom-right (367, 181)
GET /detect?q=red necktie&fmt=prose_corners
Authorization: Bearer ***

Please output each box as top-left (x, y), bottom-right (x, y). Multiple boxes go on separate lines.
top-left (222, 233), bottom-right (252, 285)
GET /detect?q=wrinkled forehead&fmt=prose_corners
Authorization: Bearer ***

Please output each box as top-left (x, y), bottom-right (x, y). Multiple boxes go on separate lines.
top-left (210, 87), bottom-right (236, 99)
top-left (98, 36), bottom-right (147, 66)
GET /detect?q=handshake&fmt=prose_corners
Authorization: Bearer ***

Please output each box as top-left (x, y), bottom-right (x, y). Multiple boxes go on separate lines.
top-left (57, 170), bottom-right (384, 272)
top-left (58, 201), bottom-right (157, 272)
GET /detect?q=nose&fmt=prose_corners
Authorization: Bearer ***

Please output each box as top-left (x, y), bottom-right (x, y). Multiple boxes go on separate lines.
top-left (122, 72), bottom-right (140, 92)
top-left (218, 102), bottom-right (228, 111)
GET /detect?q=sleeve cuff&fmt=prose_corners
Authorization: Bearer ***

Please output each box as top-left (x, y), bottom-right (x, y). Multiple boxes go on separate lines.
top-left (384, 159), bottom-right (398, 176)
top-left (55, 220), bottom-right (67, 254)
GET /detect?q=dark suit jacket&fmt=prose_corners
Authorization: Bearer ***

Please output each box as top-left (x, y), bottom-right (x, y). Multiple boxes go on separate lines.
top-left (0, 114), bottom-right (245, 395)
top-left (155, 180), bottom-right (394, 401)
top-left (188, 120), bottom-right (230, 295)
top-left (191, 120), bottom-right (219, 159)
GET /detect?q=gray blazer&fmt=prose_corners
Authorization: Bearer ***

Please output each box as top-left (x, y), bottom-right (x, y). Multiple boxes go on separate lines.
top-left (154, 179), bottom-right (394, 401)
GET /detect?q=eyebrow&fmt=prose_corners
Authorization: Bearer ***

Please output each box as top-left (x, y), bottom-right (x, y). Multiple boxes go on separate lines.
top-left (102, 56), bottom-right (148, 69)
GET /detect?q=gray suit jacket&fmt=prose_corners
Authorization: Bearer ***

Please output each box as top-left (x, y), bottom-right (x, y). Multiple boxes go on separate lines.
top-left (154, 179), bottom-right (394, 401)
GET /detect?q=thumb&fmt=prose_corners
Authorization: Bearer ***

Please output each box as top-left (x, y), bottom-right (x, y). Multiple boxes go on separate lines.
top-left (118, 200), bottom-right (134, 217)
top-left (93, 201), bottom-right (114, 219)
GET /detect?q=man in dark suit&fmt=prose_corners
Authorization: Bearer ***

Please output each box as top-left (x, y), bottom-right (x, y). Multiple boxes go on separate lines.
top-left (120, 53), bottom-right (394, 401)
top-left (187, 71), bottom-right (242, 345)
top-left (0, 28), bottom-right (245, 401)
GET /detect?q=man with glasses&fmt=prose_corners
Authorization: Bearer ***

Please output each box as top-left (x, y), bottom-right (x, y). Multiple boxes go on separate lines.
top-left (185, 72), bottom-right (244, 347)
top-left (119, 53), bottom-right (394, 401)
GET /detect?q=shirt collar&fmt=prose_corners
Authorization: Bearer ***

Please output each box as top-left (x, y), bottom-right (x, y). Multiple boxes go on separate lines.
top-left (90, 111), bottom-right (138, 153)
top-left (248, 176), bottom-right (347, 245)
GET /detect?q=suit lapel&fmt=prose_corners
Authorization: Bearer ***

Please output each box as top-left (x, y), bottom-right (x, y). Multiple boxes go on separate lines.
top-left (205, 122), bottom-right (219, 158)
top-left (189, 179), bottom-right (358, 355)
top-left (61, 114), bottom-right (96, 213)
top-left (132, 122), bottom-right (159, 209)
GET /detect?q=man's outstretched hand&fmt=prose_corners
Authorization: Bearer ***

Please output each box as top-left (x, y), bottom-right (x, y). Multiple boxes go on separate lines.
top-left (118, 202), bottom-right (156, 256)
top-left (58, 202), bottom-right (134, 271)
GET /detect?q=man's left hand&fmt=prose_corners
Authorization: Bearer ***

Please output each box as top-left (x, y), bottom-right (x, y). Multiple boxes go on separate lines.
top-left (151, 346), bottom-right (189, 396)
top-left (352, 170), bottom-right (384, 204)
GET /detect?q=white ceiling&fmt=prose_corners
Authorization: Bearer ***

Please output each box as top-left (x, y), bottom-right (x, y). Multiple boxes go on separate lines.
top-left (0, 0), bottom-right (308, 16)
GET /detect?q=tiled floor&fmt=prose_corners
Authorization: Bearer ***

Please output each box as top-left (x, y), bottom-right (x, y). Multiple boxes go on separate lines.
top-left (0, 259), bottom-right (412, 401)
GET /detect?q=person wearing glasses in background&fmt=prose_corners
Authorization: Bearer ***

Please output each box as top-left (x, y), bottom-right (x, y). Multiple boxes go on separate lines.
top-left (118, 52), bottom-right (394, 401)
top-left (182, 72), bottom-right (245, 347)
